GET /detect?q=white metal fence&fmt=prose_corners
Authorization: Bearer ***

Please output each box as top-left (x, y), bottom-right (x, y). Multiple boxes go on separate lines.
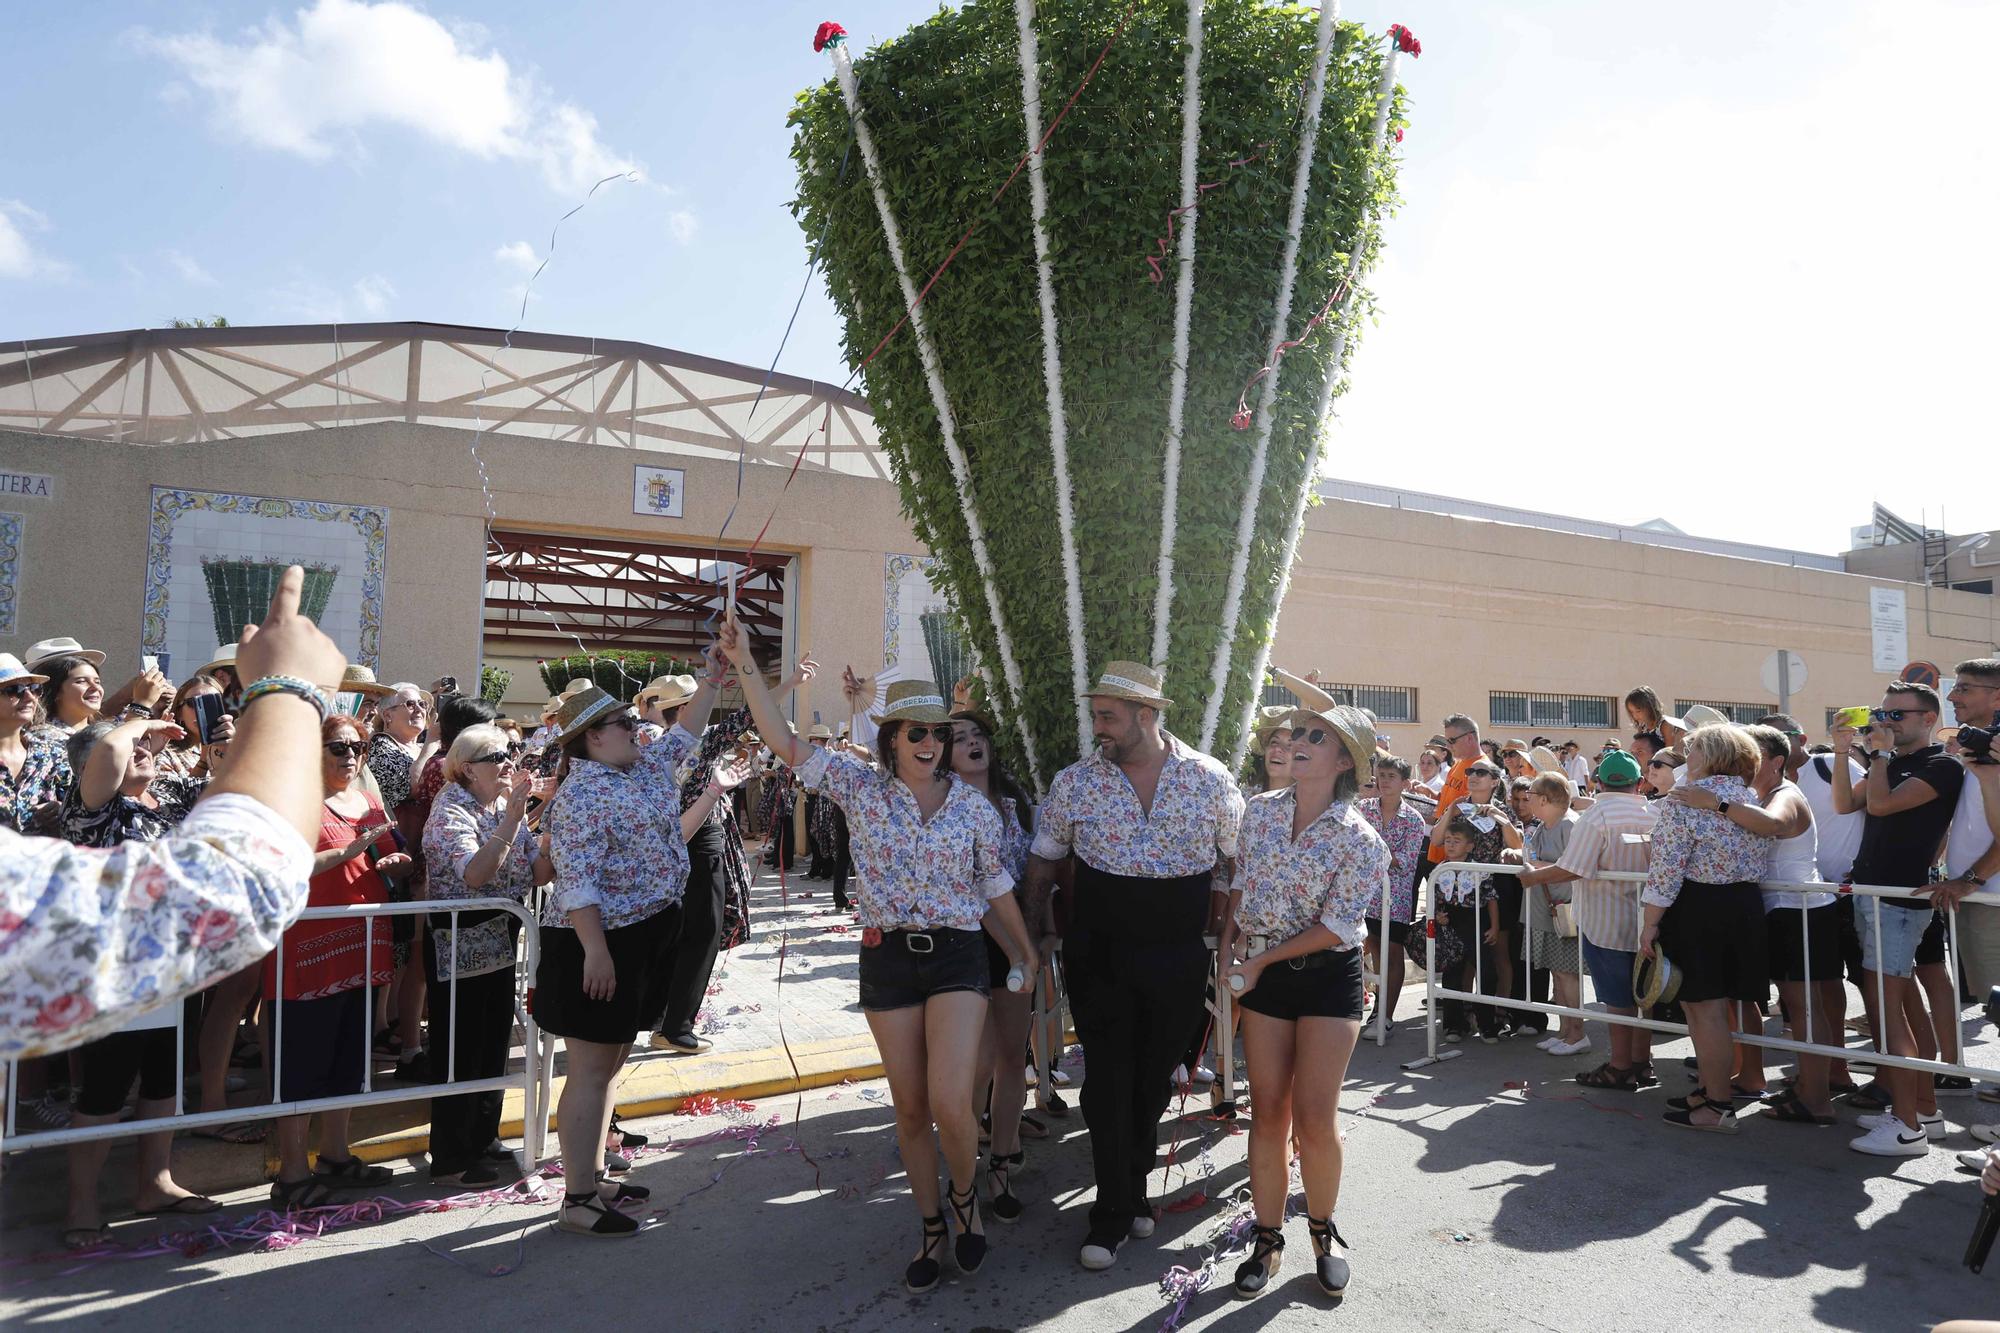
top-left (0, 898), bottom-right (548, 1172)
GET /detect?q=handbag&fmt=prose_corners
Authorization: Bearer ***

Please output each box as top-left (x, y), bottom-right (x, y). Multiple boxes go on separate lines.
top-left (431, 914), bottom-right (518, 981)
top-left (1553, 900), bottom-right (1578, 939)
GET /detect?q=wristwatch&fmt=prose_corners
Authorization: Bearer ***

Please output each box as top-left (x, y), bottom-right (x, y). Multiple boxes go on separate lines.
top-left (1967, 873), bottom-right (1989, 888)
top-left (1717, 800), bottom-right (1732, 815)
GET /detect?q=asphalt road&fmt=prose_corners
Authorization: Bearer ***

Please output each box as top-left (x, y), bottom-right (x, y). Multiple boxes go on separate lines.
top-left (4, 1016), bottom-right (1997, 1332)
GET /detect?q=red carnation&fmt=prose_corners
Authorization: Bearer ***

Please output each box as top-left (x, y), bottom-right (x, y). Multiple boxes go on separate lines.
top-left (1390, 23), bottom-right (1421, 56)
top-left (1394, 127), bottom-right (1405, 143)
top-left (813, 20), bottom-right (847, 53)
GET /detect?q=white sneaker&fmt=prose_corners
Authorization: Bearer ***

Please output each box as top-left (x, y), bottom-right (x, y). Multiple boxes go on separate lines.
top-left (1849, 1119), bottom-right (1931, 1157)
top-left (1051, 1069), bottom-right (1072, 1087)
top-left (1535, 1037), bottom-right (1560, 1051)
top-left (1856, 1110), bottom-right (1946, 1140)
top-left (1970, 1122), bottom-right (2000, 1145)
top-left (1129, 1214), bottom-right (1156, 1239)
top-left (1080, 1235), bottom-right (1126, 1270)
top-left (1191, 1065), bottom-right (1215, 1085)
top-left (1548, 1037), bottom-right (1593, 1057)
top-left (1957, 1146), bottom-right (1997, 1171)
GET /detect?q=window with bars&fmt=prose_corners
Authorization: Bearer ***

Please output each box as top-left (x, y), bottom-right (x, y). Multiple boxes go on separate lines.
top-left (1489, 691), bottom-right (1615, 730)
top-left (1260, 681), bottom-right (1416, 724)
top-left (1676, 698), bottom-right (1779, 726)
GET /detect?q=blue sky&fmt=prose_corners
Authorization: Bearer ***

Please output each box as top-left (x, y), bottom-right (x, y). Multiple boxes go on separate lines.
top-left (3, 0), bottom-right (1996, 554)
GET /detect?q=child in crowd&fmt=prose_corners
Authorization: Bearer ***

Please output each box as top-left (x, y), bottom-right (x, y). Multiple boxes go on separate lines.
top-left (1516, 774), bottom-right (1588, 1055)
top-left (1429, 822), bottom-right (1489, 1043)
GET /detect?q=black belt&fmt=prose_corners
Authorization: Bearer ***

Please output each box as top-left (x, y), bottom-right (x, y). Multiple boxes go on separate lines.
top-left (875, 927), bottom-right (975, 953)
top-left (1248, 937), bottom-right (1347, 971)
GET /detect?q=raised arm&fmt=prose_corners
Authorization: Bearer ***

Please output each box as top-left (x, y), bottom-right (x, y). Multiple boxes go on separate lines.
top-left (80, 719), bottom-right (185, 811)
top-left (718, 614), bottom-right (813, 768)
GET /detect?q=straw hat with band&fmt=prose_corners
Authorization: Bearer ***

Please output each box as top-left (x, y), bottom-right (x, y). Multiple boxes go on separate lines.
top-left (0, 653), bottom-right (49, 688)
top-left (337, 664), bottom-right (396, 699)
top-left (1527, 745), bottom-right (1565, 777)
top-left (22, 637), bottom-right (105, 672)
top-left (1252, 705), bottom-right (1294, 748)
top-left (197, 642), bottom-right (241, 679)
top-left (559, 677), bottom-right (594, 700)
top-left (1633, 948), bottom-right (1683, 1006)
top-left (950, 704), bottom-right (1000, 739)
top-left (1681, 704), bottom-right (1731, 732)
top-left (807, 722), bottom-right (835, 740)
top-left (1082, 660), bottom-right (1173, 709)
top-left (1502, 738), bottom-right (1530, 754)
top-left (870, 679), bottom-right (951, 726)
top-left (1284, 704), bottom-right (1377, 780)
top-left (555, 685), bottom-right (633, 744)
top-left (541, 694), bottom-right (564, 718)
top-left (637, 674), bottom-right (699, 711)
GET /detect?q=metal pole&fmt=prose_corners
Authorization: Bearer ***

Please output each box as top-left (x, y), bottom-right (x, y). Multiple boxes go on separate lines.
top-left (1778, 651), bottom-right (1792, 718)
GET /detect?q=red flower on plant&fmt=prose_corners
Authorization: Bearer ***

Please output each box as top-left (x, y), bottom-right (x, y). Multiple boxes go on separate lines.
top-left (813, 21), bottom-right (847, 53)
top-left (33, 993), bottom-right (96, 1034)
top-left (1394, 127), bottom-right (1405, 143)
top-left (1389, 23), bottom-right (1421, 57)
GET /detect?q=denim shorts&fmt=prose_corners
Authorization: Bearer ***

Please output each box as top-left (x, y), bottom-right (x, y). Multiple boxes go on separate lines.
top-left (1858, 900), bottom-right (1932, 979)
top-left (1580, 935), bottom-right (1638, 1010)
top-left (858, 927), bottom-right (989, 1012)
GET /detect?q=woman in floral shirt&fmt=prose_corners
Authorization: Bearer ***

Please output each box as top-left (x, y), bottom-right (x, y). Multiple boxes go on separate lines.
top-left (0, 653), bottom-right (59, 833)
top-left (1359, 754), bottom-right (1428, 1028)
top-left (421, 723), bottom-right (552, 1185)
top-left (1220, 706), bottom-right (1388, 1302)
top-left (1640, 724), bottom-right (1772, 1134)
top-left (534, 671), bottom-right (716, 1239)
top-left (366, 683), bottom-right (431, 1065)
top-left (723, 620), bottom-right (1034, 1296)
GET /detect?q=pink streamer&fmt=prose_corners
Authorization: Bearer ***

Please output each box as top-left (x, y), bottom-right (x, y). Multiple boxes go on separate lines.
top-left (1143, 144), bottom-right (1275, 283)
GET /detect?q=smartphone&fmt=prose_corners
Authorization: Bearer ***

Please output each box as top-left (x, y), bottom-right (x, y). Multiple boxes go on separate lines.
top-left (142, 654), bottom-right (160, 676)
top-left (1834, 706), bottom-right (1872, 730)
top-left (189, 692), bottom-right (227, 745)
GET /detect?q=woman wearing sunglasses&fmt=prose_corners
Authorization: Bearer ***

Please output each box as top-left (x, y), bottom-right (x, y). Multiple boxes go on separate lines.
top-left (421, 722), bottom-right (554, 1185)
top-left (535, 671), bottom-right (718, 1237)
top-left (1646, 748), bottom-right (1685, 799)
top-left (1220, 705), bottom-right (1389, 1300)
top-left (264, 713), bottom-right (413, 1210)
top-left (0, 654), bottom-right (58, 833)
top-left (367, 683), bottom-right (434, 1078)
top-left (721, 618), bottom-right (1035, 1293)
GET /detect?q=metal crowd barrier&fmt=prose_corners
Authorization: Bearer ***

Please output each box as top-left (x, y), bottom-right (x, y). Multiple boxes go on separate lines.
top-left (0, 898), bottom-right (548, 1175)
top-left (1413, 861), bottom-right (2000, 1084)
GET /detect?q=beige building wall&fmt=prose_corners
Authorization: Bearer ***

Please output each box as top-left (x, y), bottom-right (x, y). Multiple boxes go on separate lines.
top-left (3, 420), bottom-right (1993, 758)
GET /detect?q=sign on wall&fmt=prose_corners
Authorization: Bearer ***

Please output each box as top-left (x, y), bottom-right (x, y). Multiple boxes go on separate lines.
top-left (0, 471), bottom-right (54, 500)
top-left (1869, 586), bottom-right (1907, 673)
top-left (633, 465), bottom-right (685, 519)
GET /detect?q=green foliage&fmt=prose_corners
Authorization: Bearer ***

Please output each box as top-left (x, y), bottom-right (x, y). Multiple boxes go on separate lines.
top-left (169, 316), bottom-right (231, 328)
top-left (479, 665), bottom-right (511, 707)
top-left (537, 651), bottom-right (693, 703)
top-left (791, 0), bottom-right (1405, 784)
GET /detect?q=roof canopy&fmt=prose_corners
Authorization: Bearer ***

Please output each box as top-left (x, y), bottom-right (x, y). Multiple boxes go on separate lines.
top-left (0, 322), bottom-right (888, 479)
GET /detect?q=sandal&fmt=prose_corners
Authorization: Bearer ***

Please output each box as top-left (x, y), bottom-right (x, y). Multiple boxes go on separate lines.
top-left (905, 1213), bottom-right (948, 1292)
top-left (1576, 1062), bottom-right (1640, 1091)
top-left (1663, 1096), bottom-right (1738, 1134)
top-left (1040, 1091), bottom-right (1070, 1118)
top-left (1233, 1224), bottom-right (1286, 1299)
top-left (1764, 1089), bottom-right (1836, 1125)
top-left (557, 1189), bottom-right (639, 1237)
top-left (270, 1175), bottom-right (337, 1211)
top-left (314, 1156), bottom-right (393, 1188)
top-left (947, 1180), bottom-right (987, 1273)
top-left (1018, 1112), bottom-right (1050, 1140)
top-left (988, 1151), bottom-right (1024, 1223)
top-left (609, 1119), bottom-right (649, 1150)
top-left (596, 1174), bottom-right (650, 1202)
top-left (1307, 1215), bottom-right (1351, 1297)
top-left (137, 1194), bottom-right (222, 1216)
top-left (62, 1225), bottom-right (111, 1251)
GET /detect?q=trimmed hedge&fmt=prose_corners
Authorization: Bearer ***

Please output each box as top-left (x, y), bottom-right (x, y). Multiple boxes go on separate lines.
top-left (538, 651), bottom-right (694, 704)
top-left (790, 0), bottom-right (1404, 783)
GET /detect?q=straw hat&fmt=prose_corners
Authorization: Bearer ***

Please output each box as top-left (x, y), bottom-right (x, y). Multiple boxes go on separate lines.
top-left (540, 694), bottom-right (563, 718)
top-left (555, 684), bottom-right (631, 743)
top-left (22, 637), bottom-right (105, 672)
top-left (949, 704), bottom-right (999, 739)
top-left (1633, 949), bottom-right (1683, 1007)
top-left (1285, 704), bottom-right (1377, 780)
top-left (1252, 705), bottom-right (1293, 748)
top-left (559, 677), bottom-right (593, 700)
top-left (1082, 660), bottom-right (1173, 709)
top-left (1682, 704), bottom-right (1732, 731)
top-left (1527, 745), bottom-right (1565, 776)
top-left (337, 664), bottom-right (396, 699)
top-left (197, 642), bottom-right (241, 679)
top-left (0, 653), bottom-right (48, 687)
top-left (637, 673), bottom-right (698, 710)
top-left (869, 679), bottom-right (951, 725)
top-left (807, 721), bottom-right (835, 740)
top-left (1659, 715), bottom-right (1689, 738)
top-left (1501, 738), bottom-right (1530, 754)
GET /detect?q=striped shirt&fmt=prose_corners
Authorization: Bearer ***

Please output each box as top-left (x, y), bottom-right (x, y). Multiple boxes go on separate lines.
top-left (1556, 791), bottom-right (1657, 951)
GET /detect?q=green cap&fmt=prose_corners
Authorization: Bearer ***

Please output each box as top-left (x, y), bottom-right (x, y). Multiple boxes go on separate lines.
top-left (1597, 750), bottom-right (1643, 786)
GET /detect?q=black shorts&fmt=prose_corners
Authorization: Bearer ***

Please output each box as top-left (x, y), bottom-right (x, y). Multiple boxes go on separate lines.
top-left (1657, 880), bottom-right (1768, 1004)
top-left (1916, 911), bottom-right (1948, 967)
top-left (1766, 902), bottom-right (1841, 983)
top-left (76, 1028), bottom-right (180, 1116)
top-left (533, 906), bottom-right (680, 1044)
top-left (985, 932), bottom-right (1018, 990)
top-left (274, 988), bottom-right (370, 1102)
top-left (859, 928), bottom-right (989, 1012)
top-left (1363, 917), bottom-right (1412, 946)
top-left (1238, 948), bottom-right (1365, 1022)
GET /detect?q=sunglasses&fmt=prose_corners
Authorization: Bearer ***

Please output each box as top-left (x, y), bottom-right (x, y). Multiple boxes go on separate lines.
top-left (0, 682), bottom-right (38, 700)
top-left (467, 751), bottom-right (515, 767)
top-left (1648, 759), bottom-right (1672, 769)
top-left (591, 713), bottom-right (640, 734)
top-left (900, 725), bottom-right (944, 744)
top-left (324, 741), bottom-right (366, 759)
top-left (394, 699), bottom-right (427, 713)
top-left (1871, 707), bottom-right (1932, 722)
top-left (1293, 727), bottom-right (1331, 747)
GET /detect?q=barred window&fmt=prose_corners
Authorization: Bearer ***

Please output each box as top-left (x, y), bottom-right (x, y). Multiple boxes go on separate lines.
top-left (1676, 698), bottom-right (1778, 726)
top-left (1261, 681), bottom-right (1416, 724)
top-left (1490, 691), bottom-right (1614, 730)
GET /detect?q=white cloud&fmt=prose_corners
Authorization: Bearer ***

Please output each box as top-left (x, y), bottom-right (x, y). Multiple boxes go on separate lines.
top-left (493, 240), bottom-right (538, 272)
top-left (667, 209), bottom-right (698, 245)
top-left (352, 274), bottom-right (395, 316)
top-left (0, 201), bottom-right (68, 280)
top-left (162, 248), bottom-right (216, 285)
top-left (268, 272), bottom-right (397, 322)
top-left (141, 0), bottom-right (640, 194)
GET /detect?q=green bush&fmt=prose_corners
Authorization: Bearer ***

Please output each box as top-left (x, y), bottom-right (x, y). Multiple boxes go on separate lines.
top-left (479, 665), bottom-right (512, 707)
top-left (538, 651), bottom-right (694, 704)
top-left (791, 0), bottom-right (1404, 783)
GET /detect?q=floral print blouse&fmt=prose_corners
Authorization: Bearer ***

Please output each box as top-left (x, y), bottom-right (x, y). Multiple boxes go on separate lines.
top-left (61, 775), bottom-right (207, 850)
top-left (1642, 774), bottom-right (1770, 908)
top-left (798, 748), bottom-right (1014, 931)
top-left (1030, 733), bottom-right (1244, 879)
top-left (545, 722), bottom-right (698, 930)
top-left (423, 781), bottom-right (539, 904)
top-left (0, 793), bottom-right (313, 1059)
top-left (1231, 791), bottom-right (1390, 949)
top-left (1359, 795), bottom-right (1428, 921)
top-left (366, 734), bottom-right (421, 810)
top-left (1, 730), bottom-right (63, 832)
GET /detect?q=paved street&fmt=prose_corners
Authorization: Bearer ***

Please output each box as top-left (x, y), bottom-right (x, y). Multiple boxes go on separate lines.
top-left (5, 1003), bottom-right (1998, 1331)
top-left (683, 867), bottom-right (872, 1056)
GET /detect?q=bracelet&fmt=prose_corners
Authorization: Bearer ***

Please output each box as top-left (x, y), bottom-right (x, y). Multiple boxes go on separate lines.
top-left (240, 675), bottom-right (329, 720)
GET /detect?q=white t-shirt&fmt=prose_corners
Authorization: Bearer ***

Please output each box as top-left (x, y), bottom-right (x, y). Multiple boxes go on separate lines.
top-left (1946, 760), bottom-right (1994, 879)
top-left (1761, 778), bottom-right (1833, 911)
top-left (1795, 754), bottom-right (1867, 884)
top-left (1564, 755), bottom-right (1592, 788)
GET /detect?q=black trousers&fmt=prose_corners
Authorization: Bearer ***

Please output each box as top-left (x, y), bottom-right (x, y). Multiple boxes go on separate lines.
top-left (830, 807), bottom-right (852, 910)
top-left (653, 822), bottom-right (727, 1039)
top-left (425, 946), bottom-right (517, 1173)
top-left (1063, 862), bottom-right (1212, 1233)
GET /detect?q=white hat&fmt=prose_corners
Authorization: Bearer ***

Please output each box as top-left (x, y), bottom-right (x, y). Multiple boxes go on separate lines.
top-left (197, 642), bottom-right (240, 678)
top-left (22, 637), bottom-right (105, 672)
top-left (0, 653), bottom-right (48, 687)
top-left (1682, 704), bottom-right (1732, 731)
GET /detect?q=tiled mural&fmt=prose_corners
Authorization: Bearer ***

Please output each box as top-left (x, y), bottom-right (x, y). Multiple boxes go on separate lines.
top-left (0, 511), bottom-right (20, 635)
top-left (144, 488), bottom-right (388, 675)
